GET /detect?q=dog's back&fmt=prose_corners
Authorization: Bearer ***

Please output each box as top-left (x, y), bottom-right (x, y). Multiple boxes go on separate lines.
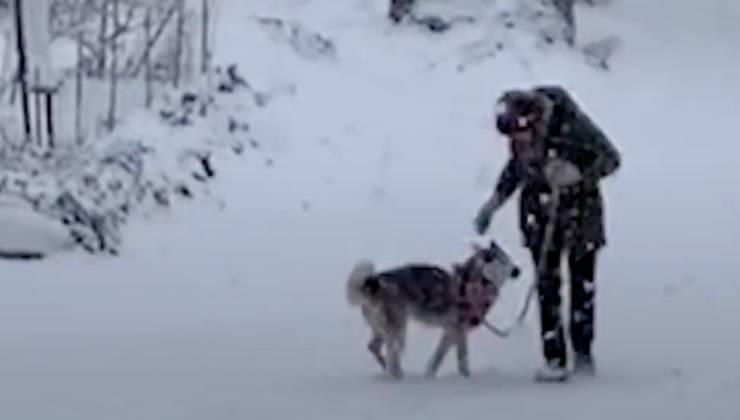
top-left (376, 265), bottom-right (455, 317)
top-left (347, 262), bottom-right (456, 324)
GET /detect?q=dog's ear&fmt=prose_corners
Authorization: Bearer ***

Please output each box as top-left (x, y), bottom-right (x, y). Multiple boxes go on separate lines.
top-left (482, 250), bottom-right (494, 263)
top-left (470, 242), bottom-right (484, 253)
top-left (452, 263), bottom-right (464, 276)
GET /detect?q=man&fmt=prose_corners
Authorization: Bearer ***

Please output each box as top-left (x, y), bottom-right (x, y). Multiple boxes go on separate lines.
top-left (474, 86), bottom-right (620, 382)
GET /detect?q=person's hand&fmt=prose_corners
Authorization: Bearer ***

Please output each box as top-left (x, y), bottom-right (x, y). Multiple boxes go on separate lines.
top-left (544, 158), bottom-right (583, 188)
top-left (474, 202), bottom-right (495, 235)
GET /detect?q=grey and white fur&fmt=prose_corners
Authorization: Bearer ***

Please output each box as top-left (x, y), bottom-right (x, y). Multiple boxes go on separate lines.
top-left (346, 241), bottom-right (520, 380)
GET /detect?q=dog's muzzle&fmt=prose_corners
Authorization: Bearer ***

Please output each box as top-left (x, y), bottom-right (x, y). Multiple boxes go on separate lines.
top-left (511, 266), bottom-right (521, 279)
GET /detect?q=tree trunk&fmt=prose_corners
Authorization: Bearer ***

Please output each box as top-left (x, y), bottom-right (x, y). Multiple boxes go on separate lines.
top-left (106, 0), bottom-right (118, 131)
top-left (45, 90), bottom-right (53, 148)
top-left (144, 6), bottom-right (152, 108)
top-left (173, 0), bottom-right (185, 88)
top-left (75, 31), bottom-right (83, 143)
top-left (33, 67), bottom-right (41, 145)
top-left (13, 0), bottom-right (31, 143)
top-left (201, 0), bottom-right (209, 74)
top-left (98, 0), bottom-right (109, 77)
top-left (129, 3), bottom-right (179, 76)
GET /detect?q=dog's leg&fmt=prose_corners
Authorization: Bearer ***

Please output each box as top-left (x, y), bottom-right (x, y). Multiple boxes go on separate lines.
top-left (386, 325), bottom-right (406, 380)
top-left (367, 334), bottom-right (386, 369)
top-left (455, 328), bottom-right (471, 378)
top-left (425, 331), bottom-right (454, 378)
top-left (386, 339), bottom-right (403, 380)
top-left (362, 306), bottom-right (388, 371)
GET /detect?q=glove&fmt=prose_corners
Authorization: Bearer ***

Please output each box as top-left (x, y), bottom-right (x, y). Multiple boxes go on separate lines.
top-left (474, 207), bottom-right (492, 235)
top-left (474, 197), bottom-right (499, 235)
top-left (543, 158), bottom-right (583, 188)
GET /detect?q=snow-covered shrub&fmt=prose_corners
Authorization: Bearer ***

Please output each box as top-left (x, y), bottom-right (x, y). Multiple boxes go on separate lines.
top-left (0, 64), bottom-right (262, 255)
top-left (254, 17), bottom-right (337, 61)
top-left (394, 0), bottom-right (571, 44)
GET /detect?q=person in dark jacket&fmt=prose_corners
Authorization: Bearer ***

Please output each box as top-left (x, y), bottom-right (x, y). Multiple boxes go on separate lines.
top-left (474, 85), bottom-right (621, 382)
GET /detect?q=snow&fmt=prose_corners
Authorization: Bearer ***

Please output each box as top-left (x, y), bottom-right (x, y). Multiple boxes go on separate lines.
top-left (1, 0), bottom-right (739, 419)
top-left (0, 197), bottom-right (71, 256)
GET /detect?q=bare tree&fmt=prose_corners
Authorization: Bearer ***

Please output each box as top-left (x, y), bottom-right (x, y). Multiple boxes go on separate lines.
top-left (33, 68), bottom-right (41, 144)
top-left (13, 0), bottom-right (31, 143)
top-left (105, 0), bottom-right (118, 130)
top-left (172, 0), bottom-right (184, 88)
top-left (52, 0), bottom-right (148, 77)
top-left (127, 2), bottom-right (178, 77)
top-left (200, 0), bottom-right (209, 74)
top-left (75, 30), bottom-right (84, 143)
top-left (98, 0), bottom-right (108, 77)
top-left (43, 0), bottom-right (198, 137)
top-left (143, 5), bottom-right (152, 107)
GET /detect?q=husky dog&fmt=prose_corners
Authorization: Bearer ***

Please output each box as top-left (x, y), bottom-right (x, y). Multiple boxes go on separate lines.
top-left (346, 241), bottom-right (520, 380)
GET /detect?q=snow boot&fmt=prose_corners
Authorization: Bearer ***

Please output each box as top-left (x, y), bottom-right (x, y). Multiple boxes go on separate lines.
top-left (573, 353), bottom-right (596, 376)
top-left (535, 361), bottom-right (570, 383)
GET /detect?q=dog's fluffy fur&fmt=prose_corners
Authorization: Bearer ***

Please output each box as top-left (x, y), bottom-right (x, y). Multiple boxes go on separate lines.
top-left (346, 241), bottom-right (520, 380)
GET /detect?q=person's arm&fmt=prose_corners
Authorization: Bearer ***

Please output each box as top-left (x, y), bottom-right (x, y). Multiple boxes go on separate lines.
top-left (475, 158), bottom-right (523, 234)
top-left (493, 158), bottom-right (525, 204)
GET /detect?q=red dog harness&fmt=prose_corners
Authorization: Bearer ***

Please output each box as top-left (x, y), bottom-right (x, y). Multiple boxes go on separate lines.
top-left (457, 279), bottom-right (497, 329)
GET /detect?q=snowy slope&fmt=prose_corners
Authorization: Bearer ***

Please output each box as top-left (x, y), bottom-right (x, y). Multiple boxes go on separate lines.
top-left (0, 1), bottom-right (739, 419)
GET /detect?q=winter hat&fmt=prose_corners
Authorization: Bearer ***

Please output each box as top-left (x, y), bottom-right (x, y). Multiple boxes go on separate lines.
top-left (495, 89), bottom-right (554, 137)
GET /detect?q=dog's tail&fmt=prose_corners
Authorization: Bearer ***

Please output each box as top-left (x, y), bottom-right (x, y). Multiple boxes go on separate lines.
top-left (346, 259), bottom-right (376, 306)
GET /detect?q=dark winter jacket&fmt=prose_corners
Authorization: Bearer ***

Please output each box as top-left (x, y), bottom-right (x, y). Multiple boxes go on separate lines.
top-left (492, 86), bottom-right (621, 258)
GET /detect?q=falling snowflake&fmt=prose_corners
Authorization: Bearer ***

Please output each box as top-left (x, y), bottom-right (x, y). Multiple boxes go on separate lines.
top-left (583, 280), bottom-right (596, 293)
top-left (572, 310), bottom-right (586, 322)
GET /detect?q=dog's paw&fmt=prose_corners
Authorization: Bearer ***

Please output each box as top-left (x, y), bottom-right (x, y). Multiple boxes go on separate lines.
top-left (389, 370), bottom-right (404, 381)
top-left (368, 349), bottom-right (386, 370)
top-left (458, 365), bottom-right (471, 378)
top-left (387, 362), bottom-right (404, 381)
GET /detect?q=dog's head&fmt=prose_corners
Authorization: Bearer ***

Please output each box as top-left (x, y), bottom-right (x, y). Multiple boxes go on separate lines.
top-left (453, 240), bottom-right (520, 327)
top-left (463, 240), bottom-right (520, 286)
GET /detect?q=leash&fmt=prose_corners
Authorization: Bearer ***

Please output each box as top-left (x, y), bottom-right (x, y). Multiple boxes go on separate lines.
top-left (482, 318), bottom-right (512, 337)
top-left (482, 187), bottom-right (561, 338)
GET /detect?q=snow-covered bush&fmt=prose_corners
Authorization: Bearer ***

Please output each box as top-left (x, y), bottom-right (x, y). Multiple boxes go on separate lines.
top-left (254, 17), bottom-right (337, 62)
top-left (0, 64), bottom-right (260, 255)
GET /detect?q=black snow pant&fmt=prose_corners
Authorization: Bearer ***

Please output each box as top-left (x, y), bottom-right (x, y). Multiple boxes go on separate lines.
top-left (531, 246), bottom-right (597, 367)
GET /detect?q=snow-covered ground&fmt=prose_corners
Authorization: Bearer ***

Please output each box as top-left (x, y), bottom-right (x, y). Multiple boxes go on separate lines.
top-left (0, 0), bottom-right (739, 419)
